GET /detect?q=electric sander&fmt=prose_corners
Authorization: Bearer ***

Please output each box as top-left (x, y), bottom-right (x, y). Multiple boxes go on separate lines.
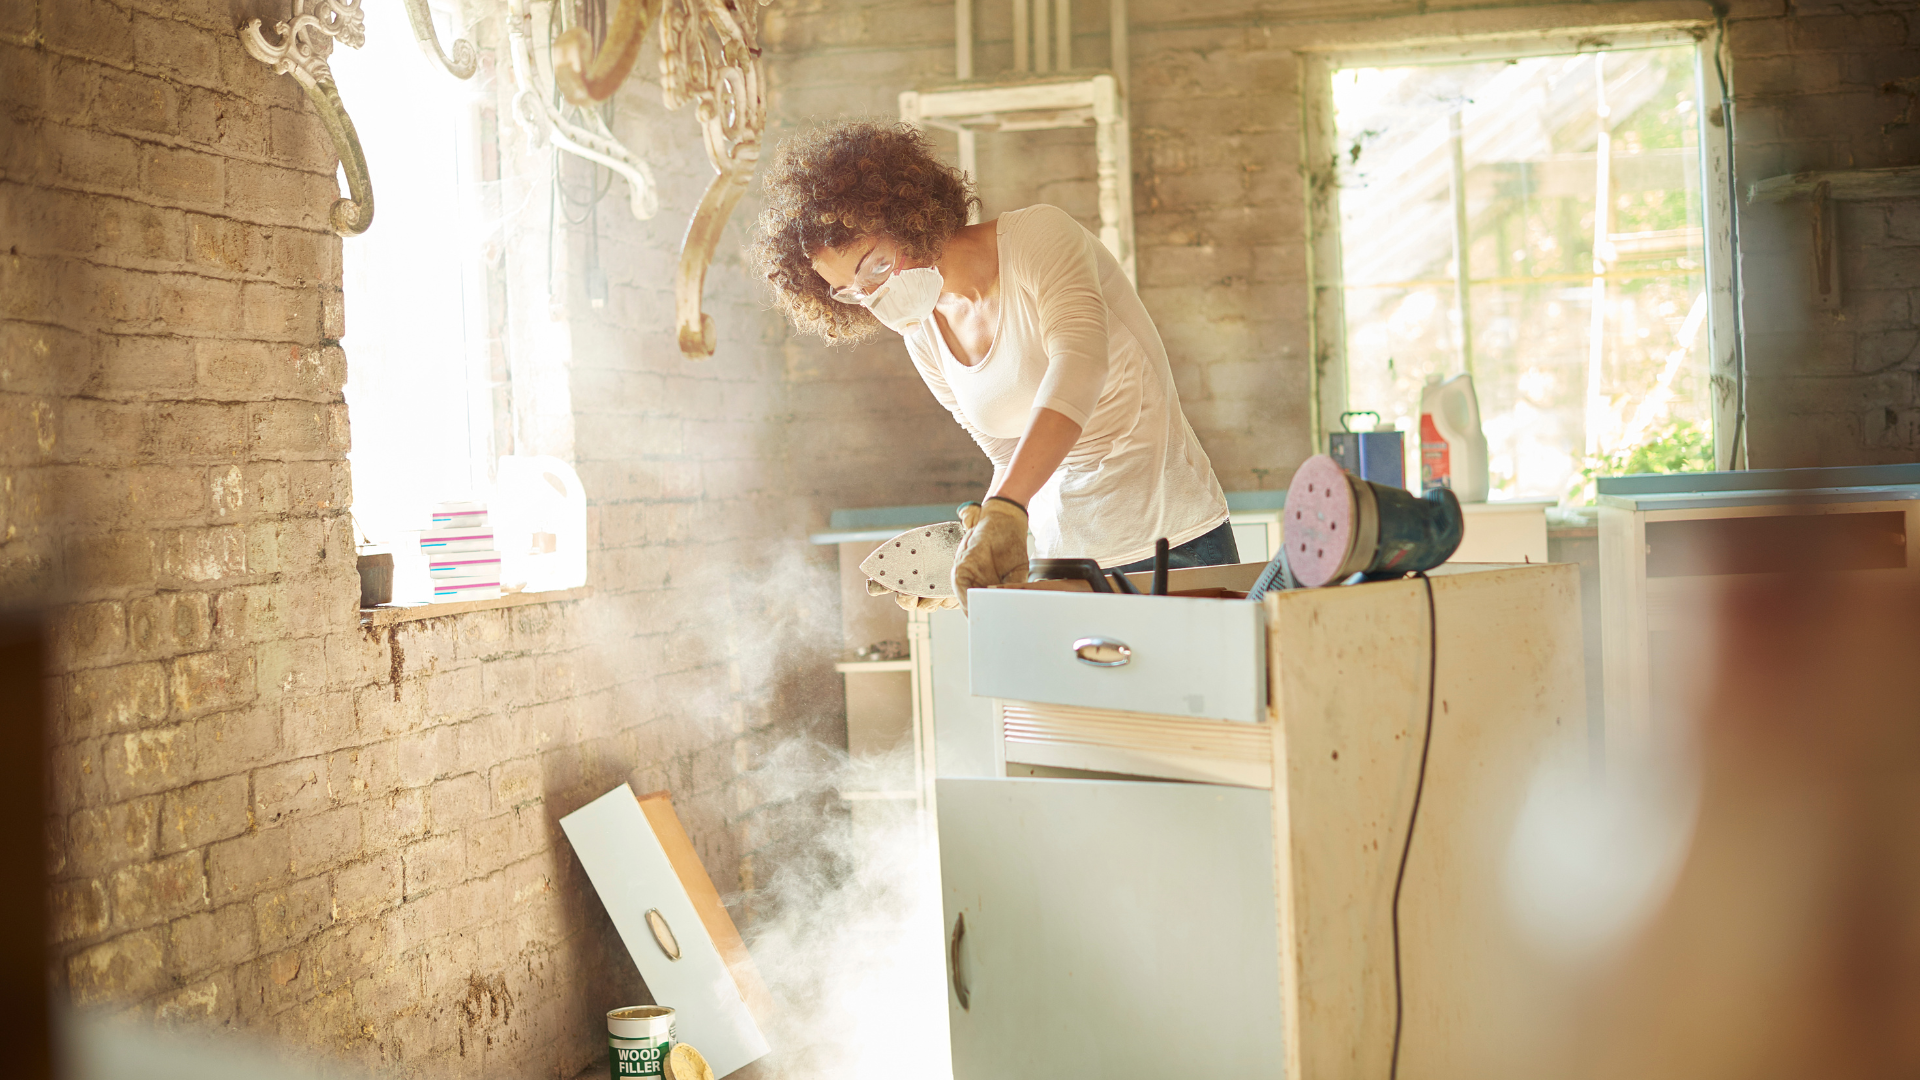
top-left (1256, 453), bottom-right (1465, 593)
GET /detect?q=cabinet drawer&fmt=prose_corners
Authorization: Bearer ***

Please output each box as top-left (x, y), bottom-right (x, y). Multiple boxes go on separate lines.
top-left (968, 589), bottom-right (1267, 723)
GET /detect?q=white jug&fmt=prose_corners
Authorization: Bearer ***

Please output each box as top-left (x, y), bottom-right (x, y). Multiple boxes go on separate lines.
top-left (1419, 373), bottom-right (1490, 503)
top-left (493, 456), bottom-right (588, 593)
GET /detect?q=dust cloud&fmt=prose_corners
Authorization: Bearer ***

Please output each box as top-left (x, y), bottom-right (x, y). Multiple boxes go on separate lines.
top-left (733, 738), bottom-right (953, 1080)
top-left (575, 536), bottom-right (952, 1080)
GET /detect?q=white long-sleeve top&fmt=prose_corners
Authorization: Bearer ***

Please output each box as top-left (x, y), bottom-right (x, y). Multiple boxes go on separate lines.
top-left (903, 204), bottom-right (1229, 568)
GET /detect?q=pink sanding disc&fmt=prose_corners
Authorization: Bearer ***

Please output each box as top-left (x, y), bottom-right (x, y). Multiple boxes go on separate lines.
top-left (1286, 454), bottom-right (1359, 588)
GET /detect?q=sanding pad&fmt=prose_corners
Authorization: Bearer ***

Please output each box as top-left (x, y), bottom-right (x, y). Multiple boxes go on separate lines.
top-left (1286, 454), bottom-right (1363, 587)
top-left (859, 521), bottom-right (965, 601)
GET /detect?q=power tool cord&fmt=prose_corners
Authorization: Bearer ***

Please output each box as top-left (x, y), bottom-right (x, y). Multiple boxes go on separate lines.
top-left (1388, 571), bottom-right (1438, 1080)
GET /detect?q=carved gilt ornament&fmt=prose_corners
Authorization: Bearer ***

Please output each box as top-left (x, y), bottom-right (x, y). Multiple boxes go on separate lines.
top-left (240, 0), bottom-right (375, 236)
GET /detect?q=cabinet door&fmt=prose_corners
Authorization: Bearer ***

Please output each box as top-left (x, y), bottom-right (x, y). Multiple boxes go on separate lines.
top-left (938, 778), bottom-right (1285, 1080)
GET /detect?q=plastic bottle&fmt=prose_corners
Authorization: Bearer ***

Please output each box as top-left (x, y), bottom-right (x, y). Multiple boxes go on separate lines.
top-left (1419, 373), bottom-right (1490, 503)
top-left (493, 456), bottom-right (588, 593)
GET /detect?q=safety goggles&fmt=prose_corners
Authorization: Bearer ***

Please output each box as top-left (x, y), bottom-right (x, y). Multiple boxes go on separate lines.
top-left (828, 244), bottom-right (899, 305)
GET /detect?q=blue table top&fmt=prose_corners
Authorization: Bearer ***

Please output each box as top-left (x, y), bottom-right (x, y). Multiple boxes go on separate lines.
top-left (810, 490), bottom-right (1289, 544)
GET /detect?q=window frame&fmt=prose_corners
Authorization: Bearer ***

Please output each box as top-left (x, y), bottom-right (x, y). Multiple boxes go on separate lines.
top-left (333, 0), bottom-right (590, 608)
top-left (1296, 14), bottom-right (1739, 474)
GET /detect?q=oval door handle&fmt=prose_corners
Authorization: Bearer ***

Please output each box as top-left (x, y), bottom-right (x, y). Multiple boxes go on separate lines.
top-left (949, 912), bottom-right (970, 1011)
top-left (1073, 637), bottom-right (1132, 667)
top-left (645, 908), bottom-right (681, 961)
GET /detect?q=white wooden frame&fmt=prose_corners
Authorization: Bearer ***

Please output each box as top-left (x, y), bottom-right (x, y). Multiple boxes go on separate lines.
top-left (1292, 5), bottom-right (1731, 454)
top-left (901, 0), bottom-right (1136, 282)
top-left (901, 77), bottom-right (1135, 282)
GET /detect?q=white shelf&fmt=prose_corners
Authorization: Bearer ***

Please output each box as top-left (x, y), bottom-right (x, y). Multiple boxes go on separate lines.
top-left (834, 659), bottom-right (913, 673)
top-left (1748, 165), bottom-right (1920, 203)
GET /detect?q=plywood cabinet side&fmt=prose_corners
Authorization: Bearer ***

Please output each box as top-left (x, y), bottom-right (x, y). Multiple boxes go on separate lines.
top-left (1264, 564), bottom-right (1586, 1080)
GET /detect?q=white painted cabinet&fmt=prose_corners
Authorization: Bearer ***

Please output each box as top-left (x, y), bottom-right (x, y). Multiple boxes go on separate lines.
top-left (926, 606), bottom-right (997, 779)
top-left (942, 562), bottom-right (1588, 1080)
top-left (938, 777), bottom-right (1284, 1080)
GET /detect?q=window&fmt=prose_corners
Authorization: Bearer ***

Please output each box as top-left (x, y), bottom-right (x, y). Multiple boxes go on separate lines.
top-left (330, 4), bottom-right (596, 604)
top-left (1324, 42), bottom-right (1724, 501)
top-left (332, 2), bottom-right (500, 576)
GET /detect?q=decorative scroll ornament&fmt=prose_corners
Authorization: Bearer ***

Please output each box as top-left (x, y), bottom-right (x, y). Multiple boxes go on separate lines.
top-left (553, 0), bottom-right (656, 105)
top-left (402, 0), bottom-right (479, 80)
top-left (659, 0), bottom-right (771, 358)
top-left (506, 0), bottom-right (659, 221)
top-left (241, 0), bottom-right (374, 236)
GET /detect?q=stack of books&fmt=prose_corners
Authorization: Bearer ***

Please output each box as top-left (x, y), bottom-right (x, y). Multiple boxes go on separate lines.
top-left (421, 501), bottom-right (503, 602)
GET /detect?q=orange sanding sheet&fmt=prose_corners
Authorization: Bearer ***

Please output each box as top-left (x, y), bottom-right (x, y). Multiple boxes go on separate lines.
top-left (636, 790), bottom-right (774, 1023)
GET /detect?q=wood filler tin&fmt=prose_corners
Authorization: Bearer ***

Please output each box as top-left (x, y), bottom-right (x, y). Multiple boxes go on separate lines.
top-left (608, 1005), bottom-right (676, 1078)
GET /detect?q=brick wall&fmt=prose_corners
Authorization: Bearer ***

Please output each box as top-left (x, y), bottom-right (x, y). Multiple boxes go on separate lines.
top-left (761, 0), bottom-right (1315, 494)
top-left (1726, 0), bottom-right (1920, 466)
top-left (3, 1), bottom-right (831, 1076)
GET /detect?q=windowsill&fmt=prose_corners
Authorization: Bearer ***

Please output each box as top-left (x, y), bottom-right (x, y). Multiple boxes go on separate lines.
top-left (360, 586), bottom-right (593, 627)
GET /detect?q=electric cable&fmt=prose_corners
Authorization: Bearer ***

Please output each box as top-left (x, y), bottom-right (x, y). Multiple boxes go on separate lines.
top-left (1388, 571), bottom-right (1438, 1080)
top-left (547, 2), bottom-right (615, 225)
top-left (1711, 14), bottom-right (1748, 467)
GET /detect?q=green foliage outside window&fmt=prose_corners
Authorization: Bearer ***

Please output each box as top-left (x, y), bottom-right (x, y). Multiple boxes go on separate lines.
top-left (1571, 416), bottom-right (1713, 504)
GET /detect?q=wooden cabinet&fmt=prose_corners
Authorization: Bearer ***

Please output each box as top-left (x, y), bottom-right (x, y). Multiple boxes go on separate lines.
top-left (1598, 466), bottom-right (1920, 767)
top-left (812, 496), bottom-right (1296, 805)
top-left (942, 563), bottom-right (1587, 1080)
top-left (1454, 498), bottom-right (1552, 563)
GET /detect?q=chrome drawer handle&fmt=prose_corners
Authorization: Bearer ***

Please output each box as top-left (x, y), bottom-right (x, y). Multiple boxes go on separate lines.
top-left (1073, 637), bottom-right (1131, 667)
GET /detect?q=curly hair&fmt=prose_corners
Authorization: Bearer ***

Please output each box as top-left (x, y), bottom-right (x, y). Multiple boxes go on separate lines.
top-left (751, 121), bottom-right (978, 343)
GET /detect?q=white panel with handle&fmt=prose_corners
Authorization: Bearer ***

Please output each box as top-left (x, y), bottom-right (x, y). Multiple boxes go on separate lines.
top-left (938, 777), bottom-right (1285, 1079)
top-left (561, 785), bottom-right (771, 1076)
top-left (968, 590), bottom-right (1267, 722)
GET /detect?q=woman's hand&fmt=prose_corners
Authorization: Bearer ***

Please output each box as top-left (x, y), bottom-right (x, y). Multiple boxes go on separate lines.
top-left (990, 407), bottom-right (1083, 506)
top-left (952, 498), bottom-right (1030, 612)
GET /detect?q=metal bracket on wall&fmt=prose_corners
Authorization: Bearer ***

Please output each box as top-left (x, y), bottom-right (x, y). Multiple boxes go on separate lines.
top-left (506, 0), bottom-right (660, 222)
top-left (1748, 165), bottom-right (1920, 311)
top-left (402, 0), bottom-right (479, 80)
top-left (661, 0), bottom-right (772, 358)
top-left (240, 0), bottom-right (375, 236)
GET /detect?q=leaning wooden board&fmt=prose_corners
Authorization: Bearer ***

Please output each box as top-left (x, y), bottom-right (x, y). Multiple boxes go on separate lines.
top-left (562, 785), bottom-right (771, 1076)
top-left (634, 790), bottom-right (774, 1023)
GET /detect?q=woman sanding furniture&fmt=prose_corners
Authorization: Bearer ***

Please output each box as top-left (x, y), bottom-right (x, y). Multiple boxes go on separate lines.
top-left (753, 121), bottom-right (1235, 608)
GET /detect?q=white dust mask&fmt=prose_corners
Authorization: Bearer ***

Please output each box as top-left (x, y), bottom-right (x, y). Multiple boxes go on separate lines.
top-left (861, 266), bottom-right (943, 334)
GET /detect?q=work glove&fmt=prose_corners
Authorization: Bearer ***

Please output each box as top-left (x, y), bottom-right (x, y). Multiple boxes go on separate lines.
top-left (952, 497), bottom-right (1030, 613)
top-left (866, 578), bottom-right (958, 612)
